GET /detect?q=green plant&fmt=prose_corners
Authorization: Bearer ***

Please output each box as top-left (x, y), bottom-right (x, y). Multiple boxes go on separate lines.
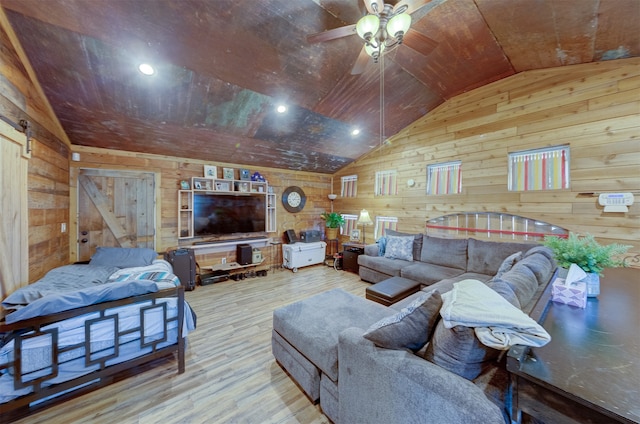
top-left (543, 233), bottom-right (631, 275)
top-left (320, 212), bottom-right (345, 228)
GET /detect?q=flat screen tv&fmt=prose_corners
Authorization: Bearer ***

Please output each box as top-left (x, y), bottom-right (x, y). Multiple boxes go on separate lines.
top-left (193, 193), bottom-right (266, 237)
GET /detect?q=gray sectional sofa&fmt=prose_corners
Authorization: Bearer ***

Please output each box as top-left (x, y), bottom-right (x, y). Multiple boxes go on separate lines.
top-left (272, 234), bottom-right (557, 423)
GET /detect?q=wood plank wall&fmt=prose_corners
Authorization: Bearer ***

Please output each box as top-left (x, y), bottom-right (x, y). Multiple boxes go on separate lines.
top-left (0, 12), bottom-right (71, 286)
top-left (332, 58), bottom-right (640, 266)
top-left (68, 148), bottom-right (334, 265)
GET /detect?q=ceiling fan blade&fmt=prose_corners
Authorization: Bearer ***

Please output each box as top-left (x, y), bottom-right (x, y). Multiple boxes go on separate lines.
top-left (394, 0), bottom-right (431, 15)
top-left (351, 46), bottom-right (372, 75)
top-left (307, 24), bottom-right (356, 43)
top-left (363, 0), bottom-right (380, 14)
top-left (402, 29), bottom-right (438, 56)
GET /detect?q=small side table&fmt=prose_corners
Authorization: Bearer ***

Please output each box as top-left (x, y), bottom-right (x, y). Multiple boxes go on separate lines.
top-left (342, 242), bottom-right (365, 274)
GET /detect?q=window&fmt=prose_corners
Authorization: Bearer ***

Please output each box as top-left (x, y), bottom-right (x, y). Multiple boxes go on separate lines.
top-left (374, 216), bottom-right (398, 240)
top-left (375, 170), bottom-right (397, 196)
top-left (426, 161), bottom-right (462, 195)
top-left (341, 175), bottom-right (358, 198)
top-left (508, 145), bottom-right (570, 191)
top-left (341, 214), bottom-right (358, 236)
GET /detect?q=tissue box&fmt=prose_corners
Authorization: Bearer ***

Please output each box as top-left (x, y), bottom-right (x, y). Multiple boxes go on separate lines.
top-left (552, 277), bottom-right (587, 308)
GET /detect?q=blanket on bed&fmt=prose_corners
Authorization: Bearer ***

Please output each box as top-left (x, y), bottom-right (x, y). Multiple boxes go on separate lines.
top-left (440, 279), bottom-right (551, 350)
top-left (1, 260), bottom-right (183, 324)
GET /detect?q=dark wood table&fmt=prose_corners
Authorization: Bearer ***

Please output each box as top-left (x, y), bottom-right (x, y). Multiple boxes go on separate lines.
top-left (507, 267), bottom-right (640, 423)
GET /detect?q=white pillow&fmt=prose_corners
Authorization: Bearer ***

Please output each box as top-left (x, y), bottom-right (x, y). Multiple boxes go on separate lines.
top-left (383, 235), bottom-right (414, 261)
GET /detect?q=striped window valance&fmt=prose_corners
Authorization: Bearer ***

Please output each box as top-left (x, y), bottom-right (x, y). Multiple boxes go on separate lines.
top-left (508, 146), bottom-right (570, 191)
top-left (375, 170), bottom-right (398, 196)
top-left (427, 161), bottom-right (462, 195)
top-left (341, 214), bottom-right (358, 236)
top-left (374, 216), bottom-right (398, 240)
top-left (341, 175), bottom-right (358, 198)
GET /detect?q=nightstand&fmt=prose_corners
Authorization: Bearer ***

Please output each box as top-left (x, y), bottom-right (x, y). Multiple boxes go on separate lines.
top-left (342, 242), bottom-right (365, 273)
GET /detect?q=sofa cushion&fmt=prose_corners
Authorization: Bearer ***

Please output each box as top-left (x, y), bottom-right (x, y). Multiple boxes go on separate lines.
top-left (363, 290), bottom-right (442, 351)
top-left (466, 239), bottom-right (534, 275)
top-left (492, 261), bottom-right (538, 307)
top-left (521, 249), bottom-right (556, 285)
top-left (495, 251), bottom-right (523, 278)
top-left (486, 279), bottom-right (520, 309)
top-left (384, 235), bottom-right (415, 261)
top-left (386, 229), bottom-right (423, 261)
top-left (358, 254), bottom-right (411, 278)
top-left (401, 262), bottom-right (466, 286)
top-left (420, 236), bottom-right (467, 270)
top-left (424, 322), bottom-right (500, 380)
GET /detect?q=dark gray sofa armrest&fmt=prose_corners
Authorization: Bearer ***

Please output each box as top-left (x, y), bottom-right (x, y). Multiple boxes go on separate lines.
top-left (363, 243), bottom-right (379, 256)
top-left (338, 327), bottom-right (506, 424)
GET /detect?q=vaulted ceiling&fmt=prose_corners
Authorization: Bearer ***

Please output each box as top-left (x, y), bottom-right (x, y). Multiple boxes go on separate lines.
top-left (2, 0), bottom-right (638, 173)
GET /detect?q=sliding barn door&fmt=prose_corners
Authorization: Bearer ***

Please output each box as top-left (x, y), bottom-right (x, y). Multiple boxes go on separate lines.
top-left (0, 124), bottom-right (29, 299)
top-left (77, 169), bottom-right (155, 261)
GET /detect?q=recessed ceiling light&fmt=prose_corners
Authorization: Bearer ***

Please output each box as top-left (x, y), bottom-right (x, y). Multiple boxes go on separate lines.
top-left (138, 63), bottom-right (155, 76)
top-left (276, 105), bottom-right (287, 113)
top-left (351, 128), bottom-right (360, 136)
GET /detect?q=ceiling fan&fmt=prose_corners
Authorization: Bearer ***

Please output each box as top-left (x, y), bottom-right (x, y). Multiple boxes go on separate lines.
top-left (307, 0), bottom-right (440, 75)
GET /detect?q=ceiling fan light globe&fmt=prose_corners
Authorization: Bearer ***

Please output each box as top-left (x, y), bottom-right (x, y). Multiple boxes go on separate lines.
top-left (387, 13), bottom-right (411, 41)
top-left (365, 42), bottom-right (384, 58)
top-left (356, 14), bottom-right (380, 41)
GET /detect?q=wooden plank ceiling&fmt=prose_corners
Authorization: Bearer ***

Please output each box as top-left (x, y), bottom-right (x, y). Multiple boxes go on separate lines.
top-left (1, 0), bottom-right (638, 173)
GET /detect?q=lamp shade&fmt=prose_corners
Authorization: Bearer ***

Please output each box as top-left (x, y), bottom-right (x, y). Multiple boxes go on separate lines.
top-left (357, 209), bottom-right (373, 225)
top-left (356, 14), bottom-right (380, 40)
top-left (387, 13), bottom-right (411, 39)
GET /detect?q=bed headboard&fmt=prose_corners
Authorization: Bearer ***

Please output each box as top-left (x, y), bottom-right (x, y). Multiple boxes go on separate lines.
top-left (425, 212), bottom-right (568, 242)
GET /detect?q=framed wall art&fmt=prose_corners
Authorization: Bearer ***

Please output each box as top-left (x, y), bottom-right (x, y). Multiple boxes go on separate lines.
top-left (204, 165), bottom-right (217, 178)
top-left (223, 167), bottom-right (235, 180)
top-left (240, 168), bottom-right (251, 180)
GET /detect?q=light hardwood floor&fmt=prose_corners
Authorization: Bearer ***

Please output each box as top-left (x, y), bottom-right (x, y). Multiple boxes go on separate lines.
top-left (12, 265), bottom-right (370, 424)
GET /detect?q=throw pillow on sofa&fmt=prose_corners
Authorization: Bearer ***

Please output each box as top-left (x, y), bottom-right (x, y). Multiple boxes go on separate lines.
top-left (385, 229), bottom-right (423, 261)
top-left (364, 290), bottom-right (442, 351)
top-left (384, 235), bottom-right (415, 261)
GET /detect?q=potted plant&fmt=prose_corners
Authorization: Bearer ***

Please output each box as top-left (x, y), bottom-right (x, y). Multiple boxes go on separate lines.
top-left (321, 212), bottom-right (345, 240)
top-left (543, 232), bottom-right (631, 296)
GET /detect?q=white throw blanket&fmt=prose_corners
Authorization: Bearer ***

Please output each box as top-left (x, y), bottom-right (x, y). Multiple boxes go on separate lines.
top-left (440, 279), bottom-right (551, 350)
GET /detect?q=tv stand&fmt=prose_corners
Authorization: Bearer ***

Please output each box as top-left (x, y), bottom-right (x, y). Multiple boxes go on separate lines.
top-left (188, 237), bottom-right (270, 254)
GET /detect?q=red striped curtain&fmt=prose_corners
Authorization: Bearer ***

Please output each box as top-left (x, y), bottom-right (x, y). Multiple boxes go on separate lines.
top-left (374, 216), bottom-right (398, 240)
top-left (375, 170), bottom-right (398, 196)
top-left (341, 214), bottom-right (358, 236)
top-left (427, 161), bottom-right (462, 195)
top-left (341, 175), bottom-right (358, 198)
top-left (508, 146), bottom-right (569, 191)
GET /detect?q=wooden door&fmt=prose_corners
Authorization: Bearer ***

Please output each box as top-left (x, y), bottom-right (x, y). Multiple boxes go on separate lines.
top-left (77, 169), bottom-right (155, 261)
top-left (0, 125), bottom-right (29, 299)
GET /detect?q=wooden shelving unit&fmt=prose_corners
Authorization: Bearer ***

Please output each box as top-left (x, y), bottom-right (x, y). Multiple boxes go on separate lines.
top-left (178, 178), bottom-right (275, 239)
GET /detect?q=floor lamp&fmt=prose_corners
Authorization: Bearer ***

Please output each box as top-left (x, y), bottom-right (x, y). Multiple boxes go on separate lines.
top-left (358, 209), bottom-right (373, 245)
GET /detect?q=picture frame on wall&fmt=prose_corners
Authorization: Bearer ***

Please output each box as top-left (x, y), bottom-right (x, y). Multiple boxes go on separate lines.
top-left (204, 165), bottom-right (217, 178)
top-left (223, 167), bottom-right (235, 180)
top-left (350, 229), bottom-right (361, 242)
top-left (240, 168), bottom-right (250, 181)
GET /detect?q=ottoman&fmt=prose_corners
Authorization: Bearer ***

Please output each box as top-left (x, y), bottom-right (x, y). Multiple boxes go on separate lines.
top-left (365, 276), bottom-right (421, 306)
top-left (272, 288), bottom-right (392, 422)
